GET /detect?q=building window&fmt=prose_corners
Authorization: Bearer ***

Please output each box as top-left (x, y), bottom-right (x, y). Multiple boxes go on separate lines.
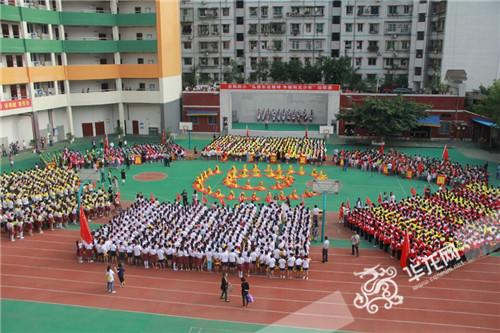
top-left (345, 41), bottom-right (352, 49)
top-left (332, 32), bottom-right (340, 41)
top-left (208, 116), bottom-right (217, 124)
top-left (388, 6), bottom-right (398, 15)
top-left (368, 58), bottom-right (377, 65)
top-left (419, 13), bottom-right (426, 22)
top-left (261, 40), bottom-right (267, 49)
top-left (249, 7), bottom-right (257, 16)
top-left (183, 42), bottom-right (191, 49)
top-left (291, 23), bottom-right (300, 34)
top-left (250, 40), bottom-right (257, 49)
top-left (273, 6), bottom-right (283, 16)
top-left (213, 58), bottom-right (219, 66)
top-left (223, 8), bottom-right (229, 16)
top-left (387, 23), bottom-right (396, 32)
top-left (332, 16), bottom-right (340, 24)
top-left (261, 7), bottom-right (268, 18)
top-left (237, 33), bottom-right (244, 41)
top-left (138, 58), bottom-right (144, 64)
top-left (237, 49), bottom-right (244, 57)
top-left (345, 23), bottom-right (353, 32)
top-left (355, 58), bottom-right (362, 66)
top-left (416, 50), bottom-right (423, 58)
top-left (346, 6), bottom-right (353, 15)
top-left (356, 41), bottom-right (363, 50)
top-left (439, 122), bottom-right (450, 134)
top-left (191, 116), bottom-right (199, 124)
top-left (250, 57), bottom-right (257, 65)
top-left (417, 31), bottom-right (424, 40)
top-left (212, 25), bottom-right (219, 34)
top-left (200, 58), bottom-right (208, 66)
top-left (331, 49), bottom-right (340, 57)
top-left (333, 1), bottom-right (341, 8)
top-left (400, 58), bottom-right (408, 67)
top-left (136, 33), bottom-right (143, 40)
top-left (135, 7), bottom-right (141, 14)
top-left (357, 23), bottom-right (363, 32)
top-left (401, 41), bottom-right (409, 50)
top-left (385, 58), bottom-right (394, 66)
top-left (183, 58), bottom-right (192, 66)
top-left (236, 17), bottom-right (244, 25)
top-left (404, 5), bottom-right (412, 14)
top-left (223, 57), bottom-right (231, 65)
top-left (291, 40), bottom-right (300, 50)
top-left (222, 24), bottom-right (230, 33)
top-left (316, 23), bottom-right (324, 33)
top-left (273, 40), bottom-right (282, 50)
top-left (371, 6), bottom-right (379, 15)
top-left (386, 41), bottom-right (395, 50)
top-left (315, 40), bottom-right (323, 50)
top-left (306, 23), bottom-right (312, 33)
top-left (415, 67), bottom-right (422, 76)
top-left (223, 41), bottom-right (230, 49)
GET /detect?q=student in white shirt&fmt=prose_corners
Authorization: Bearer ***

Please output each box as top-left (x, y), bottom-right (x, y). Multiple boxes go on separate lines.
top-left (278, 256), bottom-right (286, 279)
top-left (287, 255), bottom-right (296, 279)
top-left (302, 256), bottom-right (310, 280)
top-left (295, 257), bottom-right (303, 279)
top-left (268, 255), bottom-right (276, 279)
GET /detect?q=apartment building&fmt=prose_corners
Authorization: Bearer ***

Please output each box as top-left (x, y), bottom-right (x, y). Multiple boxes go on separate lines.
top-left (0, 0), bottom-right (182, 145)
top-left (180, 0), bottom-right (499, 93)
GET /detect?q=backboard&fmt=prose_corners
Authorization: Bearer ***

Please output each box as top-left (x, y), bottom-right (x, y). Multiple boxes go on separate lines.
top-left (312, 179), bottom-right (340, 194)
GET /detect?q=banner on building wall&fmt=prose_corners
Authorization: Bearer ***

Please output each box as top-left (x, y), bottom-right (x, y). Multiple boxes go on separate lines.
top-left (0, 98), bottom-right (32, 111)
top-left (220, 84), bottom-right (340, 91)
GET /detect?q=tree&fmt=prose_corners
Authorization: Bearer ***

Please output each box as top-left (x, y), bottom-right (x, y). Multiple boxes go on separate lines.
top-left (182, 72), bottom-right (196, 88)
top-left (286, 60), bottom-right (303, 83)
top-left (248, 61), bottom-right (269, 83)
top-left (223, 59), bottom-right (244, 83)
top-left (269, 58), bottom-right (288, 83)
top-left (337, 95), bottom-right (431, 138)
top-left (474, 79), bottom-right (500, 125)
top-left (318, 56), bottom-right (356, 86)
top-left (301, 63), bottom-right (322, 83)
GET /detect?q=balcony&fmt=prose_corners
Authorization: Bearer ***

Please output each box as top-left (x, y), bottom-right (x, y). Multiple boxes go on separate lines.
top-left (367, 45), bottom-right (379, 52)
top-left (180, 14), bottom-right (194, 23)
top-left (291, 30), bottom-right (300, 35)
top-left (199, 13), bottom-right (218, 20)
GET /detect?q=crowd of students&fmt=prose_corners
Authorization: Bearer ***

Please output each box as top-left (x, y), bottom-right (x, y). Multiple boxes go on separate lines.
top-left (256, 108), bottom-right (313, 124)
top-left (332, 148), bottom-right (490, 186)
top-left (40, 142), bottom-right (186, 169)
top-left (202, 135), bottom-right (326, 163)
top-left (345, 183), bottom-right (499, 266)
top-left (82, 198), bottom-right (312, 279)
top-left (0, 168), bottom-right (119, 241)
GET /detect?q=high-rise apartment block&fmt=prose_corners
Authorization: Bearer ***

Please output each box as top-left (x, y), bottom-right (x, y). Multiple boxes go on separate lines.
top-left (1, 0), bottom-right (182, 143)
top-left (180, 0), bottom-right (500, 92)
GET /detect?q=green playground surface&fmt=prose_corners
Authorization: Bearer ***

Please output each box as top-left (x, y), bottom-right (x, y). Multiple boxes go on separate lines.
top-left (0, 299), bottom-right (344, 333)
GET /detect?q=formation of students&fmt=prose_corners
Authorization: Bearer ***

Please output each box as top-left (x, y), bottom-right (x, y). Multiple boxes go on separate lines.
top-left (345, 183), bottom-right (499, 266)
top-left (40, 142), bottom-right (185, 169)
top-left (0, 168), bottom-right (117, 241)
top-left (332, 148), bottom-right (490, 186)
top-left (83, 198), bottom-right (312, 279)
top-left (257, 108), bottom-right (313, 124)
top-left (202, 135), bottom-right (326, 163)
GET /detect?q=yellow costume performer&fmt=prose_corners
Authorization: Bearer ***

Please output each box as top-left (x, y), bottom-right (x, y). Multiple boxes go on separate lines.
top-left (256, 180), bottom-right (267, 191)
top-left (278, 190), bottom-right (287, 201)
top-left (296, 166), bottom-right (306, 175)
top-left (310, 168), bottom-right (318, 177)
top-left (212, 187), bottom-right (225, 198)
top-left (288, 188), bottom-right (300, 200)
top-left (214, 165), bottom-right (223, 174)
top-left (250, 191), bottom-right (261, 201)
top-left (270, 180), bottom-right (283, 190)
top-left (265, 164), bottom-right (273, 173)
top-left (207, 168), bottom-right (214, 176)
top-left (265, 191), bottom-right (273, 203)
top-left (287, 165), bottom-right (296, 176)
top-left (242, 179), bottom-right (254, 190)
top-left (226, 190), bottom-right (236, 200)
top-left (315, 169), bottom-right (328, 180)
top-left (205, 185), bottom-right (213, 195)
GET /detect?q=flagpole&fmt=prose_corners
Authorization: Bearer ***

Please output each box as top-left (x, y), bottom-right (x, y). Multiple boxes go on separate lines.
top-left (321, 190), bottom-right (327, 242)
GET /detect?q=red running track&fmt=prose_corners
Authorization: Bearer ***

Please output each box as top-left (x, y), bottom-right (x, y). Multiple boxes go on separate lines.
top-left (1, 229), bottom-right (499, 332)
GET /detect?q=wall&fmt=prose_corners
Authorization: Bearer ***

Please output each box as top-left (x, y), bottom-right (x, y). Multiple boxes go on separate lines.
top-left (124, 103), bottom-right (161, 135)
top-left (120, 53), bottom-right (157, 64)
top-left (66, 54), bottom-right (115, 66)
top-left (0, 113), bottom-right (34, 145)
top-left (71, 104), bottom-right (116, 137)
top-left (182, 91), bottom-right (220, 132)
top-left (340, 93), bottom-right (465, 110)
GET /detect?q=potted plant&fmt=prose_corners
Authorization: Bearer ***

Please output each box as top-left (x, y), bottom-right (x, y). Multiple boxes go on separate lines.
top-left (114, 126), bottom-right (124, 138)
top-left (66, 132), bottom-right (75, 144)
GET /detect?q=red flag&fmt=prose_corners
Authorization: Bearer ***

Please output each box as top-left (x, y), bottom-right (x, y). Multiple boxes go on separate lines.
top-left (440, 182), bottom-right (445, 191)
top-left (101, 185), bottom-right (105, 192)
top-left (116, 191), bottom-right (121, 202)
top-left (442, 145), bottom-right (449, 161)
top-left (301, 196), bottom-right (305, 206)
top-left (162, 130), bottom-right (165, 144)
top-left (411, 186), bottom-right (417, 196)
top-left (418, 163), bottom-right (423, 174)
top-left (79, 206), bottom-right (93, 245)
top-left (378, 193), bottom-right (382, 204)
top-left (151, 193), bottom-right (155, 203)
top-left (220, 197), bottom-right (226, 206)
top-left (105, 135), bottom-right (108, 150)
top-left (380, 143), bottom-right (384, 155)
top-left (176, 192), bottom-right (181, 202)
top-left (202, 194), bottom-right (209, 204)
top-left (366, 197), bottom-right (373, 207)
top-left (246, 125), bottom-right (249, 138)
top-left (400, 231), bottom-right (410, 269)
top-left (341, 148), bottom-right (344, 155)
top-left (305, 126), bottom-right (308, 139)
top-left (347, 198), bottom-right (350, 209)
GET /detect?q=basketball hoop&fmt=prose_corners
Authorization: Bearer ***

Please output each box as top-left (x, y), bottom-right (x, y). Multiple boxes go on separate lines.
top-left (323, 129), bottom-right (330, 139)
top-left (182, 125), bottom-right (188, 134)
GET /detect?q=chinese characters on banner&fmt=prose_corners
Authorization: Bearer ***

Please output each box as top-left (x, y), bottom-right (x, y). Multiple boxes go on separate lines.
top-left (402, 243), bottom-right (461, 282)
top-left (436, 174), bottom-right (446, 185)
top-left (270, 154), bottom-right (277, 164)
top-left (298, 155), bottom-right (307, 165)
top-left (248, 154), bottom-right (255, 163)
top-left (220, 84), bottom-right (340, 91)
top-left (134, 156), bottom-right (142, 165)
top-left (406, 170), bottom-right (413, 179)
top-left (0, 98), bottom-right (32, 111)
top-left (383, 165), bottom-right (389, 175)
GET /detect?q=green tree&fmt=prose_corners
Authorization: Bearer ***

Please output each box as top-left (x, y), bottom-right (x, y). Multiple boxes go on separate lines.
top-left (269, 58), bottom-right (288, 83)
top-left (248, 61), bottom-right (269, 83)
top-left (300, 63), bottom-right (322, 83)
top-left (286, 59), bottom-right (303, 83)
top-left (318, 56), bottom-right (356, 86)
top-left (182, 72), bottom-right (196, 88)
top-left (223, 59), bottom-right (244, 83)
top-left (474, 79), bottom-right (500, 125)
top-left (337, 95), bottom-right (431, 138)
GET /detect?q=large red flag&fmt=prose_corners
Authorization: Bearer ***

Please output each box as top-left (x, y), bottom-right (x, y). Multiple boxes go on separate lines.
top-left (301, 196), bottom-right (305, 206)
top-left (162, 130), bottom-right (165, 144)
top-left (418, 163), bottom-right (423, 174)
top-left (366, 197), bottom-right (374, 207)
top-left (347, 198), bottom-right (350, 209)
top-left (105, 134), bottom-right (108, 150)
top-left (202, 194), bottom-right (209, 204)
top-left (411, 186), bottom-right (417, 196)
top-left (380, 143), bottom-right (384, 155)
top-left (151, 193), bottom-right (155, 203)
top-left (305, 126), bottom-right (308, 139)
top-left (246, 125), bottom-right (249, 138)
top-left (176, 192), bottom-right (181, 202)
top-left (400, 231), bottom-right (410, 269)
top-left (378, 193), bottom-right (382, 204)
top-left (79, 206), bottom-right (93, 245)
top-left (442, 145), bottom-right (449, 161)
top-left (220, 197), bottom-right (226, 206)
top-left (116, 191), bottom-right (121, 202)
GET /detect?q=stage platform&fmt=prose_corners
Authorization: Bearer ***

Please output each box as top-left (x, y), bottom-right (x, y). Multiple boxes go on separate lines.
top-left (230, 122), bottom-right (328, 138)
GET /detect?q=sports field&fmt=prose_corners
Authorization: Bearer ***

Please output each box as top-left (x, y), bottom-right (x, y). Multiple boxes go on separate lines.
top-left (1, 135), bottom-right (499, 332)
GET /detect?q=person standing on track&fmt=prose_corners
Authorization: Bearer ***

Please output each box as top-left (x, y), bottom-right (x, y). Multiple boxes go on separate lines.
top-left (322, 236), bottom-right (329, 263)
top-left (106, 266), bottom-right (117, 293)
top-left (351, 231), bottom-right (361, 257)
top-left (220, 272), bottom-right (230, 302)
top-left (117, 263), bottom-right (126, 287)
top-left (241, 277), bottom-right (250, 307)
